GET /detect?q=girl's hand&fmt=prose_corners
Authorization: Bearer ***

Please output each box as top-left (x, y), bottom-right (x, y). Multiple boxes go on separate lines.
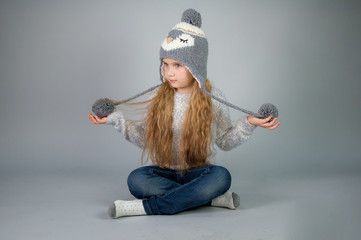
top-left (88, 113), bottom-right (107, 124)
top-left (247, 115), bottom-right (280, 130)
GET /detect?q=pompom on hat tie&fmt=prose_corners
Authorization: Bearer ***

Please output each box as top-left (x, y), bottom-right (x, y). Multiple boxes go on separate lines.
top-left (92, 9), bottom-right (279, 120)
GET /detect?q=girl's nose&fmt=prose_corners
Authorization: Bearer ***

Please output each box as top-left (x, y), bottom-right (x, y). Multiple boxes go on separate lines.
top-left (167, 68), bottom-right (175, 77)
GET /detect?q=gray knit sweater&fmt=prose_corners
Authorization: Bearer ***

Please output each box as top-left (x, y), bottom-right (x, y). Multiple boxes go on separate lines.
top-left (107, 87), bottom-right (256, 168)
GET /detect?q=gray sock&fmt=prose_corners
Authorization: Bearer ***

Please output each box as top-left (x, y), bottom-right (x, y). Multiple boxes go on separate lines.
top-left (108, 203), bottom-right (116, 218)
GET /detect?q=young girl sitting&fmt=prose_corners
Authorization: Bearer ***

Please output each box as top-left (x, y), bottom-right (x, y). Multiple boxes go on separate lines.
top-left (88, 9), bottom-right (280, 218)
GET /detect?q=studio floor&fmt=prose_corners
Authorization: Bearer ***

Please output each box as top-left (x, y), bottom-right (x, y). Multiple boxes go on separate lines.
top-left (1, 167), bottom-right (360, 240)
top-left (1, 1), bottom-right (361, 239)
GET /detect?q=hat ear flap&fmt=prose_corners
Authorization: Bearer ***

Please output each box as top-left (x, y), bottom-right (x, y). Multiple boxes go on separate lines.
top-left (159, 61), bottom-right (165, 82)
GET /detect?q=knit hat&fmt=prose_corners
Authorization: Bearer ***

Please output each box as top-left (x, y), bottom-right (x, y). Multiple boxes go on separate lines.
top-left (159, 8), bottom-right (208, 88)
top-left (92, 9), bottom-right (278, 120)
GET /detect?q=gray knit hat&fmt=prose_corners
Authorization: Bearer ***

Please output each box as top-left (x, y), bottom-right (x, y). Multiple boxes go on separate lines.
top-left (160, 8), bottom-right (208, 88)
top-left (92, 9), bottom-right (278, 120)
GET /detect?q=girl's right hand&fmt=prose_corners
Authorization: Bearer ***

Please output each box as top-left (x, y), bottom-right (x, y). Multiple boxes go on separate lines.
top-left (88, 113), bottom-right (107, 124)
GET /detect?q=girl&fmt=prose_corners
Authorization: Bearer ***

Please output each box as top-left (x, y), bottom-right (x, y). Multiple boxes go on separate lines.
top-left (88, 9), bottom-right (280, 218)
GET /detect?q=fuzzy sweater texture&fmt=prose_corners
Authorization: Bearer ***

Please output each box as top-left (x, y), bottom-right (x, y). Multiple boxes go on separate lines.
top-left (107, 87), bottom-right (256, 169)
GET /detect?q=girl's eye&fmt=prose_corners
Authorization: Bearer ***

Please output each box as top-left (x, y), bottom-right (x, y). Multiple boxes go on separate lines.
top-left (180, 38), bottom-right (188, 43)
top-left (175, 64), bottom-right (181, 68)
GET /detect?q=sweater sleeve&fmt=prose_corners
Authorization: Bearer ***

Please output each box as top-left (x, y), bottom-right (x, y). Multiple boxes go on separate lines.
top-left (212, 88), bottom-right (256, 151)
top-left (106, 108), bottom-right (145, 149)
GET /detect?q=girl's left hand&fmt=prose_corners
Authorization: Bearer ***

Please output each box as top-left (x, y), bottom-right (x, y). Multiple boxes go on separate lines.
top-left (247, 115), bottom-right (280, 130)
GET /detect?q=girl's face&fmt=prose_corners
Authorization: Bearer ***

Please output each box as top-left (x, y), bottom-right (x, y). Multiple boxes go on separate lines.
top-left (162, 58), bottom-right (195, 93)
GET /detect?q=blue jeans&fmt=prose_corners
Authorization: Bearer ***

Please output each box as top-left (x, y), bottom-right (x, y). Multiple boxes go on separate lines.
top-left (127, 165), bottom-right (231, 215)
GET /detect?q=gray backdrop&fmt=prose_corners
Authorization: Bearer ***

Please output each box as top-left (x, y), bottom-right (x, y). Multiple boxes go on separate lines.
top-left (1, 0), bottom-right (361, 239)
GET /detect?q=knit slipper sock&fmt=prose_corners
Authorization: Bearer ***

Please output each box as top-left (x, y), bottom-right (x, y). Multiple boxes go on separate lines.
top-left (108, 199), bottom-right (147, 218)
top-left (211, 191), bottom-right (240, 210)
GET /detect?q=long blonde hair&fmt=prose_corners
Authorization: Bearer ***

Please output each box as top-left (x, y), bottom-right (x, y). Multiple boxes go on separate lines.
top-left (143, 79), bottom-right (213, 170)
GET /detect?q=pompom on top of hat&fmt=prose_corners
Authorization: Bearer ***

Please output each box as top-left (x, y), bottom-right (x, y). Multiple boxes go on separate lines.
top-left (92, 98), bottom-right (115, 118)
top-left (181, 8), bottom-right (202, 28)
